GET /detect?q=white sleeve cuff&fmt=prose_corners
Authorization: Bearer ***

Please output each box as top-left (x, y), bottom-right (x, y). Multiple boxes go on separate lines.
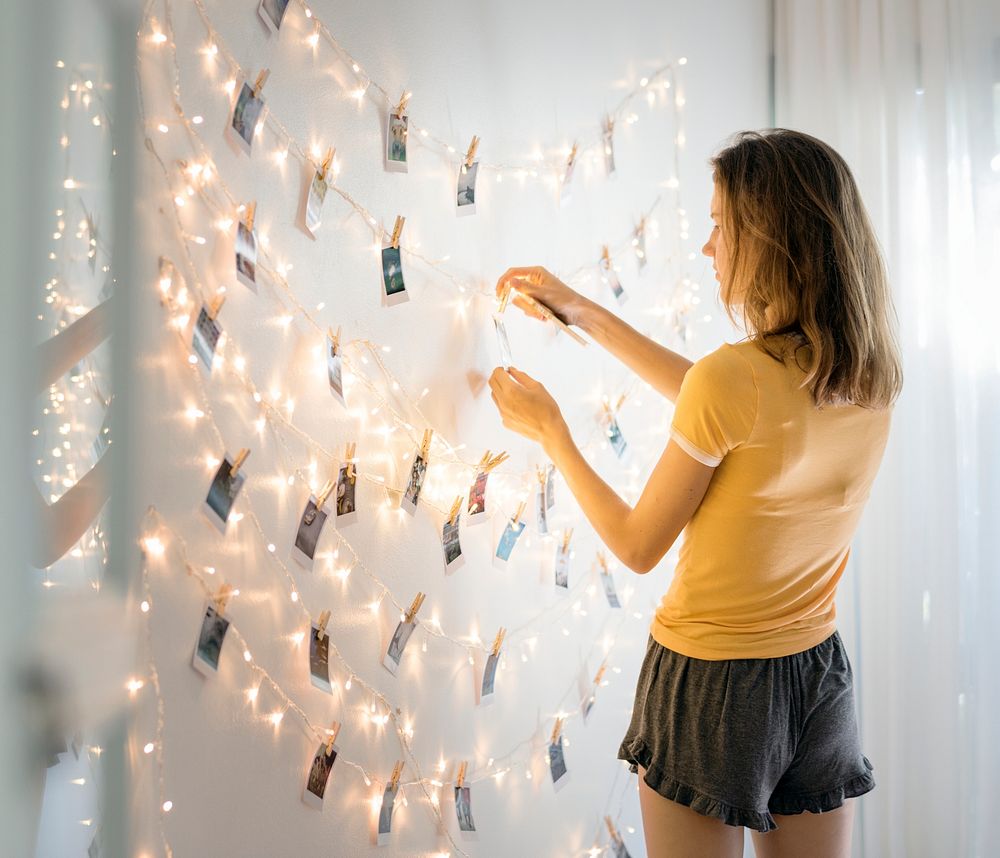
top-left (670, 427), bottom-right (723, 467)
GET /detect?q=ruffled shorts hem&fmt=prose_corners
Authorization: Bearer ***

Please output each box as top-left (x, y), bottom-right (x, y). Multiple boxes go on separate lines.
top-left (767, 756), bottom-right (876, 817)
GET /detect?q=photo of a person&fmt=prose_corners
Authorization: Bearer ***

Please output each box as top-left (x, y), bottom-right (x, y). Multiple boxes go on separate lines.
top-left (305, 170), bottom-right (328, 237)
top-left (548, 737), bottom-right (568, 785)
top-left (400, 452), bottom-right (426, 514)
top-left (442, 515), bottom-right (463, 569)
top-left (456, 160), bottom-right (478, 215)
top-left (335, 464), bottom-right (357, 522)
top-left (192, 305), bottom-right (222, 373)
top-left (382, 619), bottom-right (416, 676)
top-left (494, 518), bottom-right (525, 566)
top-left (309, 623), bottom-right (332, 694)
top-left (467, 470), bottom-right (488, 521)
top-left (377, 782), bottom-right (398, 844)
top-left (302, 742), bottom-right (338, 809)
top-left (192, 603), bottom-right (230, 676)
top-left (257, 0), bottom-right (289, 33)
top-left (292, 495), bottom-right (329, 569)
top-left (229, 82), bottom-right (265, 155)
top-left (327, 336), bottom-right (346, 406)
top-left (235, 220), bottom-right (257, 290)
top-left (385, 112), bottom-right (408, 171)
top-left (454, 785), bottom-right (476, 832)
top-left (203, 454), bottom-right (247, 534)
top-left (381, 244), bottom-right (408, 305)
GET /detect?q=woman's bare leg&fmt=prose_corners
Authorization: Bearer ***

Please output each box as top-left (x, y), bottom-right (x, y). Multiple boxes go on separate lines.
top-left (750, 800), bottom-right (855, 858)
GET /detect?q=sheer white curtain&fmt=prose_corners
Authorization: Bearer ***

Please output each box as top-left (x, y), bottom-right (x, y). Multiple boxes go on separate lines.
top-left (774, 1), bottom-right (1000, 855)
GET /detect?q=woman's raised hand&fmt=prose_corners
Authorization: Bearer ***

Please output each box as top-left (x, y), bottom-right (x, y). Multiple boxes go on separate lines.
top-left (495, 266), bottom-right (588, 327)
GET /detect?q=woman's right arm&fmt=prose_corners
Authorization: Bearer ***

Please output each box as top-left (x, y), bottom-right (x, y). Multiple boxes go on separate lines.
top-left (497, 266), bottom-right (693, 402)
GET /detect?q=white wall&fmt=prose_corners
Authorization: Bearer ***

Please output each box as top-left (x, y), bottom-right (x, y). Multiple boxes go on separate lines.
top-left (134, 1), bottom-right (770, 855)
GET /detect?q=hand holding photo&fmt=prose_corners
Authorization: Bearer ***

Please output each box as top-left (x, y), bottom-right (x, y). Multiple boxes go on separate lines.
top-left (497, 280), bottom-right (589, 347)
top-left (227, 73), bottom-right (267, 155)
top-left (203, 449), bottom-right (249, 534)
top-left (493, 315), bottom-right (512, 370)
top-left (302, 727), bottom-right (340, 810)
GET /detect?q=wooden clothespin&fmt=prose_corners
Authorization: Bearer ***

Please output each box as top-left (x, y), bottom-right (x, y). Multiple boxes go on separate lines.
top-left (635, 215), bottom-right (647, 235)
top-left (207, 293), bottom-right (226, 320)
top-left (320, 146), bottom-right (335, 179)
top-left (464, 135), bottom-right (480, 168)
top-left (315, 609), bottom-right (331, 641)
top-left (389, 215), bottom-right (405, 249)
top-left (496, 282), bottom-right (513, 314)
top-left (512, 500), bottom-right (526, 526)
top-left (253, 68), bottom-right (270, 98)
top-left (491, 627), bottom-right (506, 657)
top-left (536, 465), bottom-right (550, 487)
top-left (602, 393), bottom-right (626, 416)
top-left (448, 496), bottom-right (463, 526)
top-left (551, 717), bottom-right (564, 744)
top-left (344, 442), bottom-right (356, 479)
top-left (242, 201), bottom-right (256, 231)
top-left (593, 659), bottom-right (608, 686)
top-left (213, 582), bottom-right (234, 616)
top-left (328, 325), bottom-right (341, 351)
top-left (603, 115), bottom-right (615, 135)
top-left (566, 142), bottom-right (578, 167)
top-left (230, 448), bottom-right (250, 477)
top-left (478, 450), bottom-right (508, 474)
top-left (601, 244), bottom-right (612, 268)
top-left (561, 528), bottom-right (573, 553)
top-left (596, 551), bottom-right (609, 573)
top-left (456, 761), bottom-right (468, 788)
top-left (315, 477), bottom-right (336, 509)
top-left (394, 90), bottom-right (411, 118)
top-left (605, 815), bottom-right (621, 843)
top-left (404, 592), bottom-right (425, 624)
top-left (324, 720), bottom-right (341, 755)
top-left (389, 760), bottom-right (404, 791)
top-left (419, 429), bottom-right (433, 459)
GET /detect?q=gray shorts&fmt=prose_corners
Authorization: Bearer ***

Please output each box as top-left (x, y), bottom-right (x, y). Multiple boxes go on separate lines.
top-left (617, 630), bottom-right (874, 832)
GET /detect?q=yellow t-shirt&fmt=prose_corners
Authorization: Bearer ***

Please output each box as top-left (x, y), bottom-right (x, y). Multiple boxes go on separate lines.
top-left (651, 336), bottom-right (891, 660)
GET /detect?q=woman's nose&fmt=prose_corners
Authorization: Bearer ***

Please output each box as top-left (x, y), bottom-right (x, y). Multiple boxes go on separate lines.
top-left (702, 238), bottom-right (713, 257)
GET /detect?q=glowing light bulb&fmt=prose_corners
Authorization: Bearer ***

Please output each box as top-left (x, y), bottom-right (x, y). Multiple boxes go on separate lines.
top-left (143, 742), bottom-right (155, 754)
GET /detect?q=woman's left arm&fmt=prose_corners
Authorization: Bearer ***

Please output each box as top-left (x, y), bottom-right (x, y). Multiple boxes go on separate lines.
top-left (489, 366), bottom-right (716, 574)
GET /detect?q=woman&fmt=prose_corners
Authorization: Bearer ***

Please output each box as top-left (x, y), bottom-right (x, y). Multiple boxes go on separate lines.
top-left (488, 129), bottom-right (902, 858)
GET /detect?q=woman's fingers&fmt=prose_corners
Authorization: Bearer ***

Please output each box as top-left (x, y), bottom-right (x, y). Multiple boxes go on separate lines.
top-left (496, 266), bottom-right (543, 297)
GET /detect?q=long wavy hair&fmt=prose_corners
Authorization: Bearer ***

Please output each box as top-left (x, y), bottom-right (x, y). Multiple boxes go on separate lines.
top-left (709, 129), bottom-right (903, 409)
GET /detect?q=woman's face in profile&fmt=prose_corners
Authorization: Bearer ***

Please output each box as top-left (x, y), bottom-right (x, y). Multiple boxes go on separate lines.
top-left (702, 182), bottom-right (729, 291)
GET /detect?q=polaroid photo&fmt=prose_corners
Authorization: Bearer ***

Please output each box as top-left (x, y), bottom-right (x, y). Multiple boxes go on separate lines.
top-left (258, 0), bottom-right (290, 34)
top-left (192, 304), bottom-right (223, 374)
top-left (382, 618), bottom-right (416, 676)
top-left (479, 650), bottom-right (500, 706)
top-left (536, 483), bottom-right (549, 535)
top-left (302, 741), bottom-right (339, 810)
top-left (554, 543), bottom-right (570, 590)
top-left (399, 451), bottom-right (427, 515)
top-left (548, 736), bottom-right (569, 789)
top-left (601, 259), bottom-right (628, 306)
top-left (454, 785), bottom-right (477, 834)
top-left (493, 518), bottom-right (526, 569)
top-left (235, 219), bottom-right (257, 291)
top-left (581, 687), bottom-right (596, 723)
top-left (612, 833), bottom-right (633, 858)
top-left (442, 514), bottom-right (465, 572)
top-left (192, 603), bottom-right (231, 677)
top-left (335, 464), bottom-right (357, 524)
top-left (292, 494), bottom-right (331, 569)
top-left (203, 453), bottom-right (247, 534)
top-left (381, 243), bottom-right (409, 306)
top-left (308, 623), bottom-right (332, 694)
top-left (607, 416), bottom-right (628, 458)
top-left (304, 170), bottom-right (328, 238)
top-left (494, 316), bottom-right (512, 370)
top-left (603, 126), bottom-right (616, 177)
top-left (385, 112), bottom-right (408, 172)
top-left (326, 334), bottom-right (346, 408)
top-left (466, 469), bottom-right (489, 524)
top-left (601, 569), bottom-right (621, 609)
top-left (456, 160), bottom-right (478, 215)
top-left (228, 82), bottom-right (266, 156)
top-left (376, 781), bottom-right (399, 845)
top-left (545, 464), bottom-right (555, 510)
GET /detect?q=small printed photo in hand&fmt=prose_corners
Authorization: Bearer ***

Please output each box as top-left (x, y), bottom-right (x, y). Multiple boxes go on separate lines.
top-left (257, 0), bottom-right (289, 34)
top-left (456, 160), bottom-right (478, 215)
top-left (466, 470), bottom-right (488, 523)
top-left (442, 515), bottom-right (464, 571)
top-left (326, 335), bottom-right (346, 407)
top-left (479, 650), bottom-right (500, 705)
top-left (607, 416), bottom-right (628, 458)
top-left (493, 316), bottom-right (512, 370)
top-left (554, 543), bottom-right (570, 590)
top-left (228, 82), bottom-right (266, 155)
top-left (335, 464), bottom-right (357, 523)
top-left (203, 454), bottom-right (247, 534)
top-left (381, 244), bottom-right (408, 306)
top-left (235, 219), bottom-right (257, 291)
top-left (399, 452), bottom-right (427, 515)
top-left (308, 622), bottom-right (332, 694)
top-left (382, 619), bottom-right (416, 676)
top-left (304, 170), bottom-right (328, 237)
top-left (377, 781), bottom-right (399, 845)
top-left (385, 112), bottom-right (408, 171)
top-left (292, 494), bottom-right (330, 569)
top-left (192, 305), bottom-right (222, 374)
top-left (302, 741), bottom-right (338, 809)
top-left (548, 736), bottom-right (569, 788)
top-left (454, 785), bottom-right (476, 833)
top-left (493, 518), bottom-right (525, 568)
top-left (192, 603), bottom-right (231, 676)
top-left (601, 568), bottom-right (621, 608)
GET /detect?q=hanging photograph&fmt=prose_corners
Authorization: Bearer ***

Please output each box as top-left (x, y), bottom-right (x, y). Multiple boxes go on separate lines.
top-left (308, 622), bottom-right (332, 694)
top-left (326, 334), bottom-right (346, 407)
top-left (385, 111), bottom-right (408, 172)
top-left (456, 160), bottom-right (478, 215)
top-left (600, 256), bottom-right (628, 306)
top-left (382, 618), bottom-right (417, 676)
top-left (399, 451), bottom-right (427, 515)
top-left (257, 0), bottom-right (290, 34)
top-left (554, 542), bottom-right (570, 590)
top-left (454, 785), bottom-right (476, 833)
top-left (203, 453), bottom-right (247, 534)
top-left (302, 741), bottom-right (339, 810)
top-left (601, 567), bottom-right (621, 608)
top-left (442, 514), bottom-right (464, 571)
top-left (335, 463), bottom-right (357, 524)
top-left (493, 518), bottom-right (525, 568)
top-left (607, 415), bottom-right (628, 458)
top-left (580, 687), bottom-right (596, 722)
top-left (466, 469), bottom-right (489, 524)
top-left (192, 304), bottom-right (222, 374)
top-left (380, 242), bottom-right (409, 306)
top-left (536, 479), bottom-right (549, 535)
top-left (480, 650), bottom-right (500, 705)
top-left (376, 781), bottom-right (399, 845)
top-left (603, 122), bottom-right (616, 177)
top-left (548, 736), bottom-right (569, 788)
top-left (191, 603), bottom-right (231, 677)
top-left (235, 219), bottom-right (257, 291)
top-left (228, 82), bottom-right (266, 156)
top-left (304, 169), bottom-right (328, 237)
top-left (633, 224), bottom-right (647, 270)
top-left (292, 494), bottom-right (330, 569)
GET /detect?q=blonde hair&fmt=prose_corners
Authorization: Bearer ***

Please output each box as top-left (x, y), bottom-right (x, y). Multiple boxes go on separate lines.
top-left (709, 129), bottom-right (903, 409)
